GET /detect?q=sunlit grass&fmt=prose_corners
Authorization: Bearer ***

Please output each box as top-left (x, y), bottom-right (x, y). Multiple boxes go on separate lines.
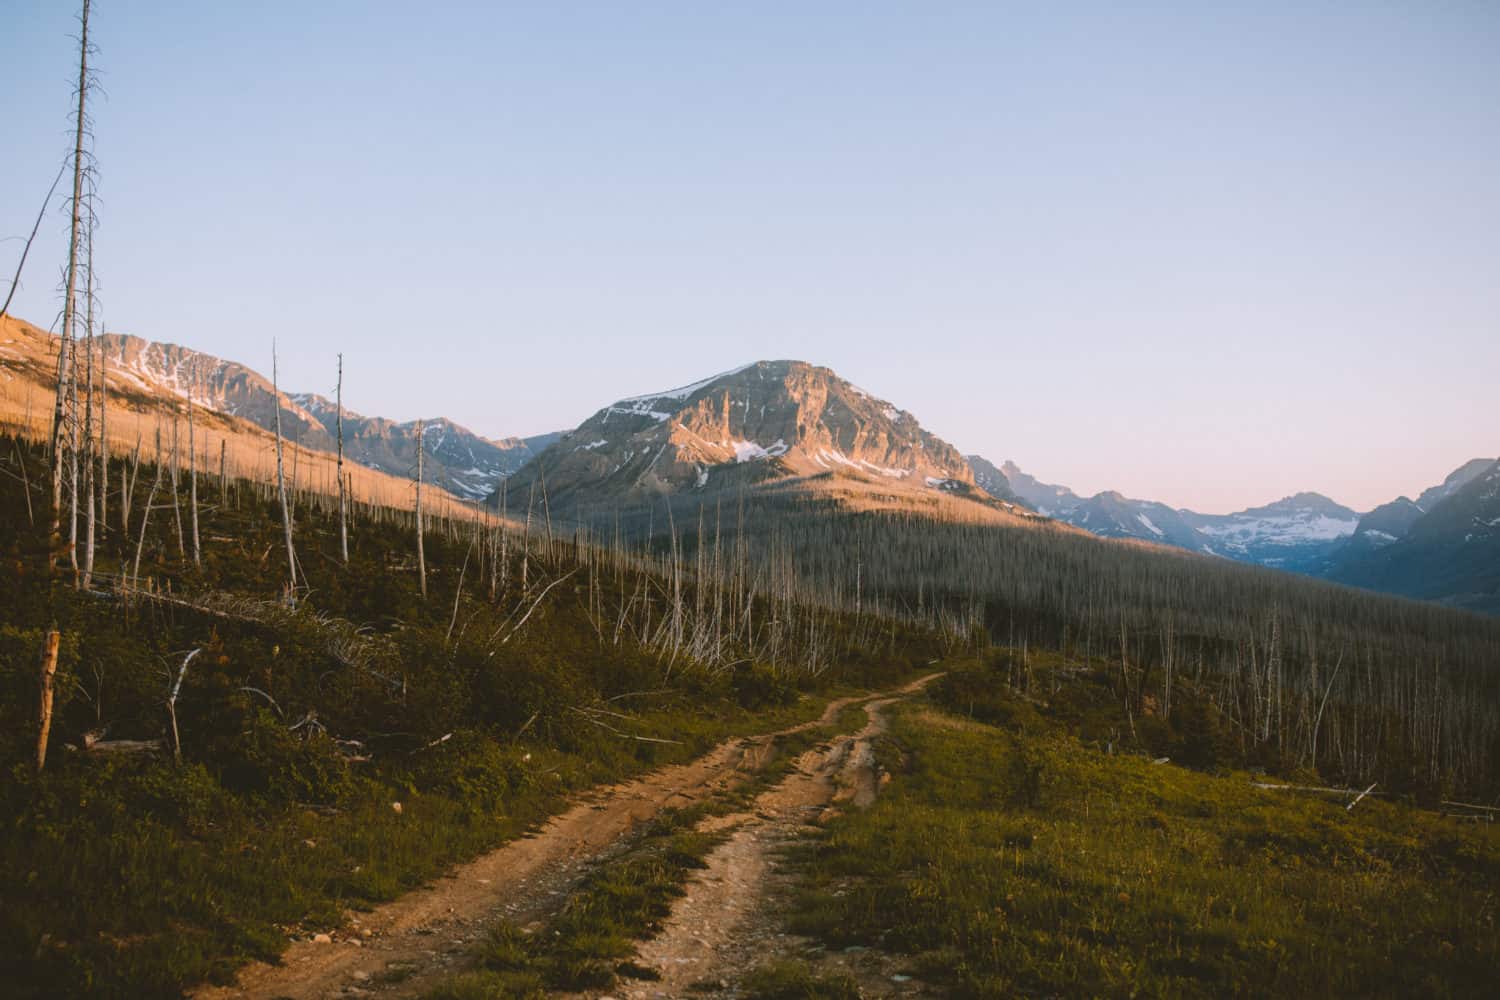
top-left (779, 693), bottom-right (1500, 998)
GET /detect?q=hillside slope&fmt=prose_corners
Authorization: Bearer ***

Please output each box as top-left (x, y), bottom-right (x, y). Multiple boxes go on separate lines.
top-left (94, 331), bottom-right (555, 500)
top-left (0, 314), bottom-right (471, 513)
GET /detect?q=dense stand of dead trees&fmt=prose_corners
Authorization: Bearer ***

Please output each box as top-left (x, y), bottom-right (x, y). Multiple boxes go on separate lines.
top-left (11, 417), bottom-right (1500, 798)
top-left (651, 501), bottom-right (1500, 796)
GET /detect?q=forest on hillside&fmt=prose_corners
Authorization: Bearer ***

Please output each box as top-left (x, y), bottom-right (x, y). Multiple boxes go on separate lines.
top-left (565, 482), bottom-right (1500, 799)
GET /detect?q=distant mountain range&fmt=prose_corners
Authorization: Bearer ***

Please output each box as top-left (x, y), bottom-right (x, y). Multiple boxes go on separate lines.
top-left (98, 333), bottom-right (559, 501)
top-left (969, 454), bottom-right (1499, 613)
top-left (973, 458), bottom-right (1361, 569)
top-left (495, 356), bottom-right (1495, 613)
top-left (0, 315), bottom-right (472, 512)
top-left (6, 314), bottom-right (1493, 613)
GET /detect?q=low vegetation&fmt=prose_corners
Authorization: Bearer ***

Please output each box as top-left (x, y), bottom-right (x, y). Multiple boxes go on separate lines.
top-left (0, 435), bottom-right (936, 997)
top-left (771, 654), bottom-right (1500, 997)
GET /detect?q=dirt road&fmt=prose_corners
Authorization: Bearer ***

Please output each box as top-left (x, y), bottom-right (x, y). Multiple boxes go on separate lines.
top-left (616, 690), bottom-right (935, 998)
top-left (194, 674), bottom-right (938, 1000)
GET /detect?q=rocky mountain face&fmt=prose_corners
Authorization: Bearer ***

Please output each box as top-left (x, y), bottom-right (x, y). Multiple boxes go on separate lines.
top-left (988, 460), bottom-right (1081, 516)
top-left (1343, 497), bottom-right (1427, 553)
top-left (501, 361), bottom-right (987, 511)
top-left (97, 334), bottom-right (554, 500)
top-left (0, 314), bottom-right (472, 513)
top-left (103, 334), bottom-right (332, 446)
top-left (1071, 492), bottom-right (1213, 552)
top-left (1323, 458), bottom-right (1500, 614)
top-left (292, 393), bottom-right (560, 501)
top-left (966, 455), bottom-right (1022, 504)
top-left (1324, 458), bottom-right (1492, 558)
top-left (1416, 458), bottom-right (1495, 513)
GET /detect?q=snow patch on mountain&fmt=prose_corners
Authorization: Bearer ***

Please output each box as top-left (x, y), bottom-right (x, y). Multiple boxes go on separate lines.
top-left (615, 363), bottom-right (757, 406)
top-left (1197, 513), bottom-right (1357, 547)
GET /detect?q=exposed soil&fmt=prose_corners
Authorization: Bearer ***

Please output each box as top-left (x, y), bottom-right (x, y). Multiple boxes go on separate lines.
top-left (604, 690), bottom-right (936, 999)
top-left (193, 675), bottom-right (938, 999)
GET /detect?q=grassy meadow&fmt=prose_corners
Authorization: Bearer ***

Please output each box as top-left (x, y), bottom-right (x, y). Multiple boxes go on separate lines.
top-left (768, 656), bottom-right (1499, 998)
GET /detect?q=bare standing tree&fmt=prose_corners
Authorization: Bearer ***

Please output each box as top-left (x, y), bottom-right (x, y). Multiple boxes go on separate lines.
top-left (415, 419), bottom-right (427, 599)
top-left (130, 427), bottom-right (163, 587)
top-left (272, 341), bottom-right (296, 600)
top-left (120, 431), bottom-right (140, 532)
top-left (336, 353), bottom-right (348, 564)
top-left (67, 330), bottom-right (81, 581)
top-left (187, 399), bottom-right (200, 568)
top-left (80, 224), bottom-right (97, 588)
top-left (168, 416), bottom-right (184, 559)
top-left (49, 0), bottom-right (93, 569)
top-left (97, 322), bottom-right (106, 536)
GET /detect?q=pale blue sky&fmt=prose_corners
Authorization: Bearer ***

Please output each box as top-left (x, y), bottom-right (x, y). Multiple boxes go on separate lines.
top-left (5, 2), bottom-right (1497, 513)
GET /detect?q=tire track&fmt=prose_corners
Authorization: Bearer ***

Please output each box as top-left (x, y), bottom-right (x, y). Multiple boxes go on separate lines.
top-left (193, 674), bottom-right (939, 1000)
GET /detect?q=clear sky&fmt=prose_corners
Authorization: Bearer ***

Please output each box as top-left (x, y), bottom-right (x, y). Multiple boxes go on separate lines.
top-left (5, 2), bottom-right (1497, 513)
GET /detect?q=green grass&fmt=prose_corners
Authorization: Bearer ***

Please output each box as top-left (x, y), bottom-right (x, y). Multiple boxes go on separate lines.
top-left (743, 959), bottom-right (861, 999)
top-left (0, 435), bottom-right (941, 998)
top-left (0, 690), bottom-right (836, 999)
top-left (777, 684), bottom-right (1500, 998)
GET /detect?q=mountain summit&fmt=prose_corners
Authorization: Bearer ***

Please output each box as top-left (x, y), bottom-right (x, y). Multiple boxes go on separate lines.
top-left (500, 360), bottom-right (987, 511)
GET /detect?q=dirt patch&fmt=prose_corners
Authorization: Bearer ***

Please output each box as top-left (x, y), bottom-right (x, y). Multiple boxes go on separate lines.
top-left (608, 689), bottom-right (937, 999)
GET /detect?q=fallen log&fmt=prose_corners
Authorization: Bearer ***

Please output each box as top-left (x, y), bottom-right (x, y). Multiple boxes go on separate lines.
top-left (1346, 782), bottom-right (1378, 812)
top-left (1251, 781), bottom-right (1386, 797)
top-left (82, 731), bottom-right (164, 756)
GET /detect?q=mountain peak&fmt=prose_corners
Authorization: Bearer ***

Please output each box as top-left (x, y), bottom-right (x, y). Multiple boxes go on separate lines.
top-left (505, 360), bottom-right (975, 508)
top-left (1415, 457), bottom-right (1496, 512)
top-left (1236, 491), bottom-right (1357, 520)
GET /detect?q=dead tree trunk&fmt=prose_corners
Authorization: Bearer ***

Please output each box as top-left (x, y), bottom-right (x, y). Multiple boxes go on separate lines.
top-left (131, 429), bottom-right (163, 586)
top-left (49, 0), bottom-right (92, 569)
top-left (337, 353), bottom-right (348, 564)
top-left (187, 401), bottom-right (200, 568)
top-left (166, 648), bottom-right (201, 765)
top-left (36, 630), bottom-right (61, 773)
top-left (272, 342), bottom-right (297, 600)
top-left (96, 330), bottom-right (106, 537)
top-left (80, 215), bottom-right (98, 587)
top-left (82, 317), bottom-right (96, 589)
top-left (121, 432), bottom-right (140, 532)
top-left (68, 336), bottom-right (81, 581)
top-left (415, 419), bottom-right (427, 599)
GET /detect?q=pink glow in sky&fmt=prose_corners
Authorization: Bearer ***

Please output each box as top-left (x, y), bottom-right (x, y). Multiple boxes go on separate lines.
top-left (5, 3), bottom-right (1496, 514)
